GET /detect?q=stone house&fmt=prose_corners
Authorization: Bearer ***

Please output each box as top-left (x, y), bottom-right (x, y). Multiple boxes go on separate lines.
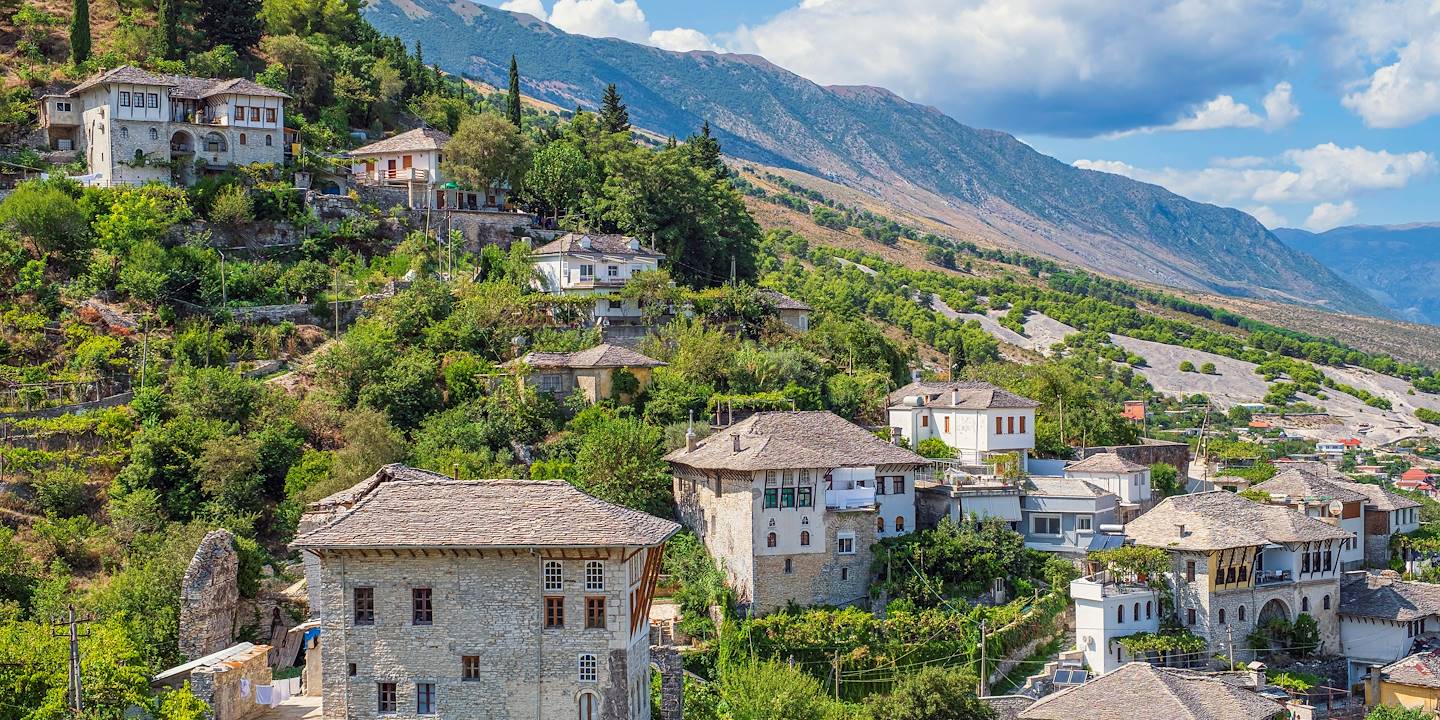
top-left (293, 464), bottom-right (679, 720)
top-left (887, 381), bottom-right (1040, 469)
top-left (1063, 452), bottom-right (1153, 523)
top-left (506, 343), bottom-right (665, 404)
top-left (531, 234), bottom-right (665, 328)
top-left (1339, 570), bottom-right (1440, 687)
top-left (1365, 651), bottom-right (1440, 712)
top-left (1017, 662), bottom-right (1284, 719)
top-left (39, 65), bottom-right (288, 186)
top-left (1252, 467), bottom-right (1420, 569)
top-left (666, 411), bottom-right (928, 613)
top-left (1020, 477), bottom-right (1121, 557)
top-left (759, 289), bottom-right (811, 331)
top-left (1122, 492), bottom-right (1352, 658)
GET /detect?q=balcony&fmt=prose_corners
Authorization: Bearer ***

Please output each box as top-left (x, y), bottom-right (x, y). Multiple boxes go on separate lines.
top-left (1071, 570), bottom-right (1157, 601)
top-left (825, 486), bottom-right (876, 510)
top-left (1255, 569), bottom-right (1293, 586)
top-left (570, 277), bottom-right (630, 289)
top-left (359, 168), bottom-right (431, 184)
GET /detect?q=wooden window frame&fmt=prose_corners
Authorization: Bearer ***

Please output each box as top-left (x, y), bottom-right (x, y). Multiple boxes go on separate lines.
top-left (544, 596), bottom-right (565, 629)
top-left (415, 682), bottom-right (435, 715)
top-left (353, 587), bottom-right (375, 625)
top-left (584, 561), bottom-right (605, 592)
top-left (377, 682), bottom-right (397, 714)
top-left (585, 597), bottom-right (606, 629)
top-left (461, 655), bottom-right (480, 681)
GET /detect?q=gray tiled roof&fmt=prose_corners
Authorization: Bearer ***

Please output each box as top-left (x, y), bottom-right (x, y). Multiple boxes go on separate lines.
top-left (664, 411), bottom-right (928, 471)
top-left (1340, 571), bottom-right (1440, 622)
top-left (69, 66), bottom-right (177, 95)
top-left (511, 343), bottom-right (665, 369)
top-left (1382, 651), bottom-right (1440, 689)
top-left (531, 233), bottom-right (665, 258)
top-left (982, 695), bottom-right (1036, 720)
top-left (65, 65), bottom-right (289, 100)
top-left (1019, 663), bottom-right (1283, 720)
top-left (888, 381), bottom-right (1041, 410)
top-left (1024, 476), bottom-right (1115, 498)
top-left (1343, 480), bottom-right (1421, 512)
top-left (1125, 491), bottom-right (1352, 551)
top-left (1254, 468), bottom-right (1370, 503)
top-left (349, 127), bottom-right (450, 156)
top-left (292, 464), bottom-right (679, 550)
top-left (759, 289), bottom-right (811, 311)
top-left (1067, 453), bottom-right (1149, 474)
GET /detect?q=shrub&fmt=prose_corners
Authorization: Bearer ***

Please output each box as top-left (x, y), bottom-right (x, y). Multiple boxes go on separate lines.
top-left (33, 466), bottom-right (89, 517)
top-left (1200, 362), bottom-right (1217, 375)
top-left (915, 437), bottom-right (955, 459)
top-left (209, 184), bottom-right (255, 226)
top-left (1178, 361), bottom-right (1195, 372)
top-left (1418, 408), bottom-right (1440, 426)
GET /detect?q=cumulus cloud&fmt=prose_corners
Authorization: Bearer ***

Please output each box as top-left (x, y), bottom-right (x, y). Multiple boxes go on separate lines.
top-left (498, 0), bottom-right (548, 19)
top-left (648, 27), bottom-right (719, 52)
top-left (1073, 143), bottom-right (1436, 209)
top-left (1245, 205), bottom-right (1288, 229)
top-left (1261, 82), bottom-right (1301, 130)
top-left (723, 0), bottom-right (1300, 136)
top-left (1342, 26), bottom-right (1440, 127)
top-left (1106, 82), bottom-right (1299, 137)
top-left (1305, 201), bottom-right (1359, 231)
top-left (546, 0), bottom-right (650, 42)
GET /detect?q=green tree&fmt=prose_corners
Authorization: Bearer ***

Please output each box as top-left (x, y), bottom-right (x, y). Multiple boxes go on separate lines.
top-left (506, 54), bottom-right (522, 128)
top-left (862, 665), bottom-right (996, 720)
top-left (915, 437), bottom-right (955, 459)
top-left (69, 0), bottom-right (90, 64)
top-left (1366, 706), bottom-right (1433, 720)
top-left (197, 0), bottom-right (262, 52)
top-left (686, 120), bottom-right (724, 177)
top-left (523, 140), bottom-right (594, 225)
top-left (441, 113), bottom-right (535, 193)
top-left (154, 683), bottom-right (211, 720)
top-left (599, 83), bottom-right (630, 134)
top-left (1179, 360), bottom-right (1196, 372)
top-left (717, 660), bottom-right (845, 720)
top-left (572, 415), bottom-right (671, 516)
top-left (188, 44), bottom-right (242, 77)
top-left (157, 0), bottom-right (178, 58)
top-left (1200, 361), bottom-right (1217, 375)
top-left (1150, 462), bottom-right (1182, 497)
top-left (0, 180), bottom-right (88, 264)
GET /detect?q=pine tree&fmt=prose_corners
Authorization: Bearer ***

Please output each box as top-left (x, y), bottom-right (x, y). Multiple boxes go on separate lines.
top-left (197, 0), bottom-right (262, 52)
top-left (69, 0), bottom-right (90, 65)
top-left (687, 120), bottom-right (725, 177)
top-left (506, 55), bottom-right (523, 128)
top-left (157, 0), bottom-right (178, 59)
top-left (599, 83), bottom-right (630, 134)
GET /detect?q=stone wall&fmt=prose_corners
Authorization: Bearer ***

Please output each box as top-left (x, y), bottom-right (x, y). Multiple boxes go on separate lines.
top-left (1173, 551), bottom-right (1343, 659)
top-left (673, 469), bottom-right (757, 607)
top-left (316, 549), bottom-right (650, 720)
top-left (751, 510), bottom-right (877, 613)
top-left (179, 529), bottom-right (240, 661)
top-left (1082, 439), bottom-right (1190, 470)
top-left (189, 644), bottom-right (273, 720)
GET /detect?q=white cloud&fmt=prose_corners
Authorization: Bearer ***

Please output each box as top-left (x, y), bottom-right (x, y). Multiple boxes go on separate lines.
top-left (1245, 205), bottom-right (1288, 229)
top-left (648, 27), bottom-right (718, 52)
top-left (1261, 82), bottom-right (1301, 130)
top-left (1074, 144), bottom-right (1435, 211)
top-left (1329, 1), bottom-right (1440, 127)
top-left (1305, 201), bottom-right (1359, 231)
top-left (498, 0), bottom-right (548, 20)
top-left (1106, 82), bottom-right (1299, 137)
top-left (547, 0), bottom-right (650, 42)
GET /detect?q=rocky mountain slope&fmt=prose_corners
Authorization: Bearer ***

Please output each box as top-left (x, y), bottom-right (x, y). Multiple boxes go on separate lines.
top-left (363, 0), bottom-right (1387, 318)
top-left (1276, 224), bottom-right (1440, 324)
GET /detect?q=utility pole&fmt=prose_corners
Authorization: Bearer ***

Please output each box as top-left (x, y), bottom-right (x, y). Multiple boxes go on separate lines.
top-left (217, 249), bottom-right (227, 308)
top-left (1227, 623), bottom-right (1235, 668)
top-left (332, 266), bottom-right (340, 339)
top-left (139, 315), bottom-right (148, 391)
top-left (978, 619), bottom-right (988, 697)
top-left (730, 255), bottom-right (736, 286)
top-left (52, 604), bottom-right (94, 714)
top-left (832, 649), bottom-right (841, 701)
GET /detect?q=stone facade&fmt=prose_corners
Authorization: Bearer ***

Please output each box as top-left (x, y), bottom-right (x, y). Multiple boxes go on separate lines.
top-left (751, 510), bottom-right (877, 611)
top-left (188, 643), bottom-right (273, 720)
top-left (315, 549), bottom-right (654, 720)
top-left (1081, 439), bottom-right (1190, 471)
top-left (1169, 551), bottom-right (1341, 657)
top-left (179, 529), bottom-right (240, 661)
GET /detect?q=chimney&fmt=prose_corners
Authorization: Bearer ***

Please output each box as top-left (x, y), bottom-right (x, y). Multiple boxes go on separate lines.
top-left (1175, 523), bottom-right (1186, 538)
top-left (889, 427), bottom-right (901, 446)
top-left (1367, 664), bottom-right (1382, 704)
top-left (731, 433), bottom-right (741, 453)
top-left (1246, 661), bottom-right (1266, 689)
top-left (685, 411), bottom-right (697, 453)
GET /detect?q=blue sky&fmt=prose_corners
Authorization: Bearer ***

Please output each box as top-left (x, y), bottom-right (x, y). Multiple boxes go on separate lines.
top-left (487, 0), bottom-right (1440, 231)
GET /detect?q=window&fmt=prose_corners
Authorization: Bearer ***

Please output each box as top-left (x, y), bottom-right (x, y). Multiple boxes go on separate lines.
top-left (1185, 561), bottom-right (1196, 582)
top-left (1219, 608), bottom-right (1226, 624)
top-left (149, 127), bottom-right (158, 140)
top-left (1323, 549), bottom-right (1333, 571)
top-left (840, 567), bottom-right (850, 581)
top-left (1238, 606), bottom-right (1246, 622)
top-left (764, 489), bottom-right (778, 509)
top-left (234, 105), bottom-right (245, 121)
top-left (921, 416), bottom-right (929, 428)
top-left (585, 597), bottom-right (606, 629)
top-left (798, 487), bottom-right (813, 508)
top-left (943, 416), bottom-right (950, 433)
top-left (585, 561), bottom-right (604, 591)
top-left (1323, 594), bottom-right (1331, 610)
top-left (877, 516), bottom-right (886, 533)
top-left (120, 126), bottom-right (129, 139)
top-left (265, 133), bottom-right (274, 146)
top-left (462, 656), bottom-right (480, 680)
top-left (239, 133), bottom-right (247, 145)
top-left (892, 477), bottom-right (905, 494)
top-left (783, 558), bottom-right (793, 574)
top-left (250, 106), bottom-right (261, 121)
top-left (1032, 515), bottom-right (1060, 536)
top-left (1008, 416), bottom-right (1015, 434)
top-left (1076, 516), bottom-right (1092, 532)
top-left (1020, 416), bottom-right (1026, 433)
top-left (266, 108), bottom-right (276, 123)
top-left (1117, 605), bottom-right (1124, 623)
top-left (579, 264), bottom-right (594, 279)
top-left (147, 93), bottom-right (158, 108)
top-left (766, 532), bottom-right (777, 548)
top-left (1146, 601), bottom-right (1153, 619)
top-left (780, 488), bottom-right (796, 508)
top-left (579, 691), bottom-right (598, 720)
top-left (544, 597), bottom-right (565, 628)
top-left (800, 530), bottom-right (810, 546)
top-left (353, 587), bottom-right (375, 625)
top-left (607, 299), bottom-right (621, 310)
top-left (995, 416), bottom-right (1004, 434)
top-left (348, 663), bottom-right (356, 677)
top-left (894, 516), bottom-right (905, 533)
top-left (1186, 608), bottom-right (1196, 625)
top-left (544, 560), bottom-right (563, 590)
top-left (837, 533), bottom-right (855, 555)
top-left (765, 471), bottom-right (779, 486)
top-left (377, 683), bottom-right (397, 713)
top-left (578, 654), bottom-right (598, 682)
top-left (416, 683), bottom-right (435, 714)
top-left (875, 477), bottom-right (887, 496)
top-left (56, 101), bottom-right (71, 111)
top-left (1134, 602), bottom-right (1140, 622)
top-left (412, 588), bottom-right (433, 625)
top-left (1302, 552), bottom-right (1311, 574)
top-left (607, 265), bottom-right (619, 277)
top-left (120, 92), bottom-right (131, 107)
top-left (1301, 597), bottom-right (1310, 612)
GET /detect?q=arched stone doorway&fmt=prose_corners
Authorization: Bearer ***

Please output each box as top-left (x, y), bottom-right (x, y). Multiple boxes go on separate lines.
top-left (170, 130), bottom-right (195, 185)
top-left (1258, 598), bottom-right (1290, 626)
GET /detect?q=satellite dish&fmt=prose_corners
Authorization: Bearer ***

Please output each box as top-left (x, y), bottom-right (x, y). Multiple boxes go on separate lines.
top-left (1329, 499), bottom-right (1344, 517)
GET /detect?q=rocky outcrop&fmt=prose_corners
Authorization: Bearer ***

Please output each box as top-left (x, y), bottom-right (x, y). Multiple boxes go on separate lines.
top-left (178, 529), bottom-right (240, 661)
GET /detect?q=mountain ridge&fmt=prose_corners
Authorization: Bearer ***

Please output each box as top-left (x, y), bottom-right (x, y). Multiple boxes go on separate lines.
top-left (363, 0), bottom-right (1389, 318)
top-left (1276, 224), bottom-right (1440, 324)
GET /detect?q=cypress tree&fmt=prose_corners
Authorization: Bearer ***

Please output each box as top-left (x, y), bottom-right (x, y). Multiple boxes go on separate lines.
top-left (197, 0), bottom-right (263, 52)
top-left (598, 83), bottom-right (630, 134)
top-left (506, 55), bottom-right (523, 128)
top-left (688, 120), bottom-right (724, 177)
top-left (158, 0), bottom-right (178, 59)
top-left (69, 0), bottom-right (91, 65)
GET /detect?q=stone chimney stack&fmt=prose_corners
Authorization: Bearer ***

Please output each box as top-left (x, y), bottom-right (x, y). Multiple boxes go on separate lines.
top-left (685, 411), bottom-right (697, 452)
top-left (731, 433), bottom-right (741, 453)
top-left (889, 427), bottom-right (901, 446)
top-left (1367, 664), bottom-right (1383, 704)
top-left (1175, 523), bottom-right (1186, 538)
top-left (1246, 661), bottom-right (1266, 689)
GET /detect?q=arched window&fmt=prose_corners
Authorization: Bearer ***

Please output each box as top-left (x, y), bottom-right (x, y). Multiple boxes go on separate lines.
top-left (877, 517), bottom-right (885, 533)
top-left (149, 127), bottom-right (158, 140)
top-left (1301, 596), bottom-right (1310, 612)
top-left (120, 126), bottom-right (129, 140)
top-left (1323, 594), bottom-right (1331, 610)
top-left (1219, 608), bottom-right (1226, 624)
top-left (895, 516), bottom-right (905, 532)
top-left (239, 132), bottom-right (247, 145)
top-left (1117, 605), bottom-right (1125, 623)
top-left (800, 531), bottom-right (811, 546)
top-left (265, 134), bottom-right (273, 146)
top-left (766, 532), bottom-right (777, 548)
top-left (1133, 603), bottom-right (1140, 622)
top-left (585, 561), bottom-right (604, 592)
top-left (1238, 605), bottom-right (1246, 622)
top-left (1146, 601), bottom-right (1153, 618)
top-left (543, 560), bottom-right (563, 591)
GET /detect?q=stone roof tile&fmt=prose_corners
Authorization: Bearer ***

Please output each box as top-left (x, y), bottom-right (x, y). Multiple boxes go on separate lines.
top-left (1018, 663), bottom-right (1283, 720)
top-left (664, 411), bottom-right (927, 471)
top-left (888, 381), bottom-right (1041, 410)
top-left (1125, 491), bottom-right (1351, 551)
top-left (1340, 571), bottom-right (1440, 622)
top-left (1382, 651), bottom-right (1440, 689)
top-left (1067, 453), bottom-right (1149, 474)
top-left (531, 233), bottom-right (664, 257)
top-left (349, 127), bottom-right (451, 156)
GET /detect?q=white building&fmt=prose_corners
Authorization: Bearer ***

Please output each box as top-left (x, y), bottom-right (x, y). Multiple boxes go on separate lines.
top-left (1338, 570), bottom-right (1440, 687)
top-left (1071, 570), bottom-right (1160, 674)
top-left (1252, 466), bottom-right (1420, 569)
top-left (39, 66), bottom-right (288, 186)
top-left (531, 234), bottom-right (665, 325)
top-left (887, 381), bottom-right (1040, 469)
top-left (1064, 452), bottom-right (1154, 523)
top-left (759, 289), bottom-right (811, 331)
top-left (666, 411), bottom-right (928, 613)
top-left (293, 464), bottom-right (679, 720)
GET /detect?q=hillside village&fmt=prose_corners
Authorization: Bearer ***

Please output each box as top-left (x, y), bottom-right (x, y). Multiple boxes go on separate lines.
top-left (4, 2), bottom-right (1440, 720)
